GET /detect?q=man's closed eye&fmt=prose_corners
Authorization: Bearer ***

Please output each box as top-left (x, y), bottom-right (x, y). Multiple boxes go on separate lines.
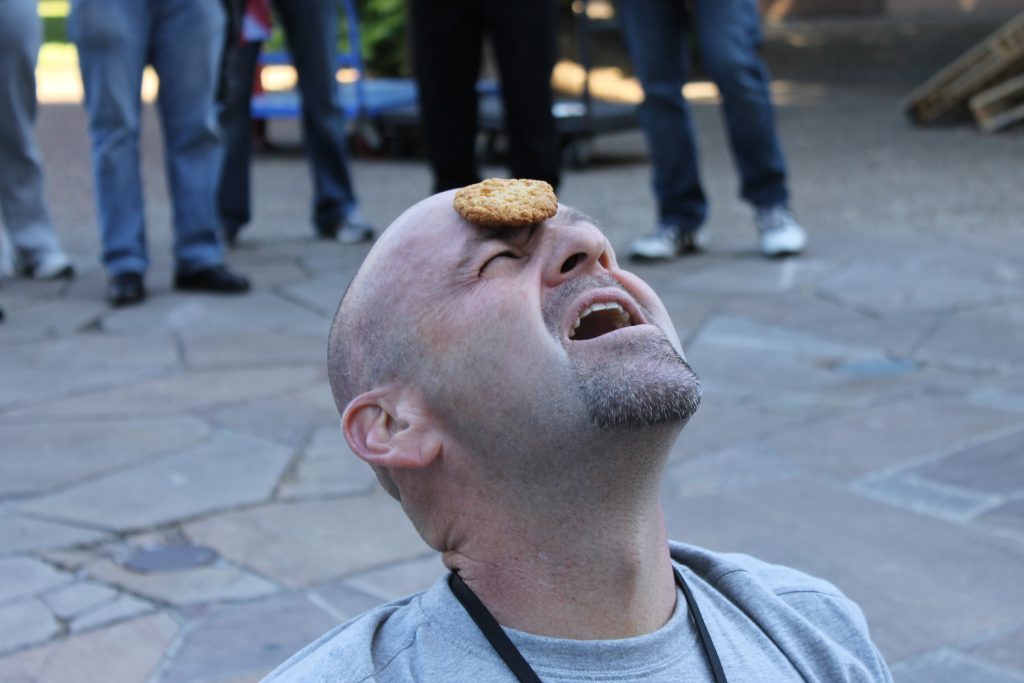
top-left (480, 250), bottom-right (521, 274)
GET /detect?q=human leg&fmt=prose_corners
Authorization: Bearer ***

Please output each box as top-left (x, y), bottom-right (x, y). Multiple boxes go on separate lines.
top-left (695, 0), bottom-right (804, 255)
top-left (274, 0), bottom-right (367, 237)
top-left (218, 40), bottom-right (262, 243)
top-left (693, 0), bottom-right (787, 210)
top-left (149, 0), bottom-right (230, 275)
top-left (409, 0), bottom-right (483, 192)
top-left (484, 0), bottom-right (560, 189)
top-left (68, 0), bottom-right (149, 278)
top-left (0, 0), bottom-right (72, 278)
top-left (618, 0), bottom-right (706, 234)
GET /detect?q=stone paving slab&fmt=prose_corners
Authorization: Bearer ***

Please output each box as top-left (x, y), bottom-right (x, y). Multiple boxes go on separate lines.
top-left (915, 303), bottom-right (1024, 372)
top-left (970, 373), bottom-right (1024, 415)
top-left (686, 338), bottom-right (852, 397)
top-left (663, 442), bottom-right (803, 498)
top-left (280, 273), bottom-right (355, 318)
top-left (660, 477), bottom-right (1024, 664)
top-left (0, 558), bottom-right (72, 604)
top-left (977, 499), bottom-right (1024, 539)
top-left (856, 472), bottom-right (999, 523)
top-left (0, 613), bottom-right (178, 683)
top-left (101, 291), bottom-right (328, 337)
top-left (668, 257), bottom-right (834, 296)
top-left (715, 291), bottom-right (940, 357)
top-left (967, 625), bottom-right (1024, 676)
top-left (2, 366), bottom-right (323, 420)
top-left (891, 650), bottom-right (1024, 683)
top-left (82, 558), bottom-right (278, 606)
top-left (817, 261), bottom-right (1023, 315)
top-left (909, 428), bottom-right (1024, 497)
top-left (206, 384), bottom-right (341, 450)
top-left (17, 431), bottom-right (292, 531)
top-left (0, 511), bottom-right (108, 556)
top-left (0, 599), bottom-right (60, 654)
top-left (181, 331), bottom-right (327, 370)
top-left (185, 495), bottom-right (430, 588)
top-left (41, 582), bottom-right (119, 620)
top-left (69, 594), bottom-right (155, 632)
top-left (0, 417), bottom-right (211, 497)
top-left (0, 298), bottom-right (108, 347)
top-left (159, 596), bottom-right (338, 683)
top-left (338, 553), bottom-right (447, 602)
top-left (667, 394), bottom-right (805, 462)
top-left (693, 313), bottom-right (885, 360)
top-left (762, 396), bottom-right (1024, 481)
top-left (278, 426), bottom-right (379, 500)
top-left (0, 333), bottom-right (179, 411)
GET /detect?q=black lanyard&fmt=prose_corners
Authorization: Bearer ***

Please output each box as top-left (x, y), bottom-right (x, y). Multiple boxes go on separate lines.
top-left (449, 565), bottom-right (728, 683)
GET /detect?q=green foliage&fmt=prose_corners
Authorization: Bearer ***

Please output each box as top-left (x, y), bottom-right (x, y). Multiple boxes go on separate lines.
top-left (274, 0), bottom-right (408, 77)
top-left (353, 0), bottom-right (408, 76)
top-left (36, 0), bottom-right (408, 77)
top-left (39, 0), bottom-right (70, 43)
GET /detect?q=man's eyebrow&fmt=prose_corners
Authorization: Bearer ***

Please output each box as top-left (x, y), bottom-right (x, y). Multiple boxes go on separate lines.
top-left (455, 223), bottom-right (538, 271)
top-left (555, 207), bottom-right (599, 228)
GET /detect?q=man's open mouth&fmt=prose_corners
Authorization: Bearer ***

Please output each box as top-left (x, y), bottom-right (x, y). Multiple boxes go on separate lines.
top-left (569, 302), bottom-right (633, 340)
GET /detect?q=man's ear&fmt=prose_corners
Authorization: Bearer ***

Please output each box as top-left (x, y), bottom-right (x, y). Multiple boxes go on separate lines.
top-left (342, 389), bottom-right (442, 470)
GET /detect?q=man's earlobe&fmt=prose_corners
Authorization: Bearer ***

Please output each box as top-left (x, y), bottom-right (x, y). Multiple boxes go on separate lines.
top-left (342, 392), bottom-right (441, 470)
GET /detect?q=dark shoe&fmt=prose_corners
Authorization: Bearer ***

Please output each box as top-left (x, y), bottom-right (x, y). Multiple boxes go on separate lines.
top-left (174, 265), bottom-right (250, 293)
top-left (107, 272), bottom-right (146, 307)
top-left (222, 224), bottom-right (243, 248)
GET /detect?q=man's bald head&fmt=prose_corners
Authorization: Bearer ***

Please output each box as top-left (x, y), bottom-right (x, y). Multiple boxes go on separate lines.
top-left (327, 191), bottom-right (463, 414)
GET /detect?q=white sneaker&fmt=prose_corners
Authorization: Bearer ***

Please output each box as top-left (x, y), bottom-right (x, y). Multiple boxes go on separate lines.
top-left (755, 206), bottom-right (807, 257)
top-left (26, 251), bottom-right (75, 280)
top-left (336, 209), bottom-right (375, 245)
top-left (629, 226), bottom-right (708, 261)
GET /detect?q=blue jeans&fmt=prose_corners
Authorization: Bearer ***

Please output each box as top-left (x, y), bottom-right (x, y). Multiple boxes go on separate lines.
top-left (219, 0), bottom-right (360, 235)
top-left (619, 0), bottom-right (789, 233)
top-left (69, 0), bottom-right (226, 276)
top-left (0, 0), bottom-right (65, 264)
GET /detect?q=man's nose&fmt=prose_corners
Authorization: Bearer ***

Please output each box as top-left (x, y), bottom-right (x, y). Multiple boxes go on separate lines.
top-left (542, 221), bottom-right (613, 287)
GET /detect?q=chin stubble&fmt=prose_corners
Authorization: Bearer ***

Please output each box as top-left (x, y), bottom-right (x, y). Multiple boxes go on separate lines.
top-left (573, 334), bottom-right (702, 429)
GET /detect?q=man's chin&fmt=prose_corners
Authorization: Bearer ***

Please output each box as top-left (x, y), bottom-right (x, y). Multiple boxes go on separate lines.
top-left (571, 337), bottom-right (702, 430)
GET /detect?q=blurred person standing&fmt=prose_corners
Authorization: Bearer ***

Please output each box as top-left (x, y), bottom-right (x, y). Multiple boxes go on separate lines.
top-left (218, 0), bottom-right (373, 246)
top-left (68, 0), bottom-right (250, 306)
top-left (619, 0), bottom-right (808, 260)
top-left (409, 0), bottom-right (561, 193)
top-left (0, 0), bottom-right (74, 280)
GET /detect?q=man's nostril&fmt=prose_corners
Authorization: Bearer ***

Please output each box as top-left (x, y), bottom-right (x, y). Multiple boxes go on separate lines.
top-left (561, 252), bottom-right (587, 274)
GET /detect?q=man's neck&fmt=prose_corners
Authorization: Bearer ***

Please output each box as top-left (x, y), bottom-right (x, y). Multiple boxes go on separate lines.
top-left (441, 497), bottom-right (677, 640)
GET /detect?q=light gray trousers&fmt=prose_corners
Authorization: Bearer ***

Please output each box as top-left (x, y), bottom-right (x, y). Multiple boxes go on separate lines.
top-left (0, 0), bottom-right (63, 265)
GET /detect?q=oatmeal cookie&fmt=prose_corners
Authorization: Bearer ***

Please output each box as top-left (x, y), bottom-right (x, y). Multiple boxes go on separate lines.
top-left (453, 178), bottom-right (558, 228)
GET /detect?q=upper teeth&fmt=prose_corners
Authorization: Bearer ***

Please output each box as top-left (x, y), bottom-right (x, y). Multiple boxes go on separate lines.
top-left (570, 302), bottom-right (631, 337)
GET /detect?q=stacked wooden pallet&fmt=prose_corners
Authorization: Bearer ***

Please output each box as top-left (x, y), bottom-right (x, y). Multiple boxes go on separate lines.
top-left (903, 12), bottom-right (1024, 133)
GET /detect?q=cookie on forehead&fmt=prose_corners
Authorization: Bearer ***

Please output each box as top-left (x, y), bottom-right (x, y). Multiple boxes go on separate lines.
top-left (453, 178), bottom-right (558, 228)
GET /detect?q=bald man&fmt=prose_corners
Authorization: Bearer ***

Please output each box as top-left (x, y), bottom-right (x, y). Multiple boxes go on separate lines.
top-left (264, 187), bottom-right (891, 682)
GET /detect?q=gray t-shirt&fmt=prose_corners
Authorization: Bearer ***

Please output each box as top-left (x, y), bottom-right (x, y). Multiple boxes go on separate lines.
top-left (263, 542), bottom-right (892, 682)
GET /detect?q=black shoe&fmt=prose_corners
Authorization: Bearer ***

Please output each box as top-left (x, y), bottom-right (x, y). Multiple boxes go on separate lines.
top-left (174, 265), bottom-right (250, 293)
top-left (107, 272), bottom-right (146, 307)
top-left (222, 224), bottom-right (243, 248)
top-left (315, 223), bottom-right (338, 240)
